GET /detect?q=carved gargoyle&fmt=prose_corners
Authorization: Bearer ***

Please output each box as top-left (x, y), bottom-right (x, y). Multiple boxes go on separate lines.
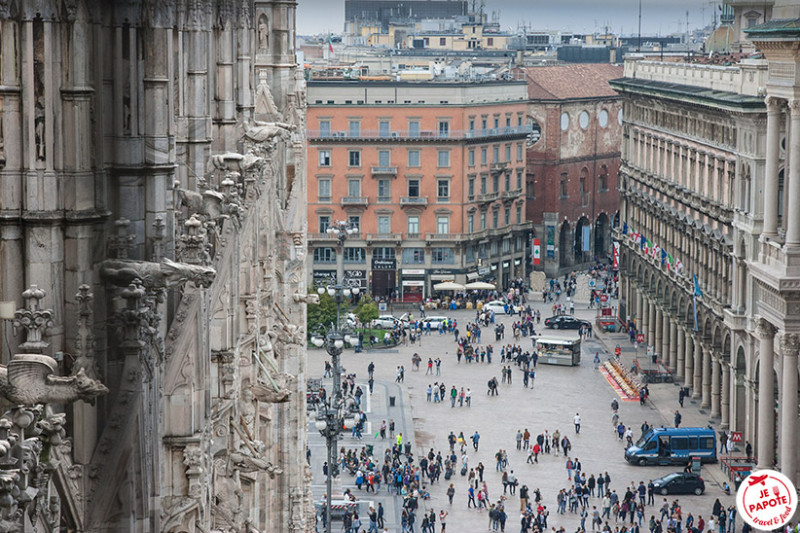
top-left (242, 121), bottom-right (296, 144)
top-left (250, 373), bottom-right (295, 404)
top-left (293, 293), bottom-right (319, 305)
top-left (0, 354), bottom-right (108, 406)
top-left (101, 258), bottom-right (216, 289)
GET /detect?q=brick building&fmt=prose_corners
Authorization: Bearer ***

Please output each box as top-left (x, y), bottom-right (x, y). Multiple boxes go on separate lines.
top-left (306, 79), bottom-right (532, 300)
top-left (518, 64), bottom-right (623, 276)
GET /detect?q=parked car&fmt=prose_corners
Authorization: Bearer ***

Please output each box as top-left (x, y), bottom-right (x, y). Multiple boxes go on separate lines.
top-left (652, 472), bottom-right (705, 495)
top-left (370, 315), bottom-right (402, 329)
top-left (423, 316), bottom-right (451, 329)
top-left (483, 300), bottom-right (507, 315)
top-left (543, 315), bottom-right (591, 330)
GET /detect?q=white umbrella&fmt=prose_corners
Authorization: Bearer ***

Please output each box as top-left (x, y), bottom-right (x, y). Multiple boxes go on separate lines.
top-left (433, 281), bottom-right (465, 291)
top-left (465, 281), bottom-right (496, 290)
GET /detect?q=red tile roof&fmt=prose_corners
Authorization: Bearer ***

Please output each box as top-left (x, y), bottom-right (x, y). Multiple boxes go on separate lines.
top-left (520, 63), bottom-right (624, 100)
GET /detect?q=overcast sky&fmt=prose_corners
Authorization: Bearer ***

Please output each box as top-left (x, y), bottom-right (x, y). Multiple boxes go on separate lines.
top-left (298, 0), bottom-right (715, 37)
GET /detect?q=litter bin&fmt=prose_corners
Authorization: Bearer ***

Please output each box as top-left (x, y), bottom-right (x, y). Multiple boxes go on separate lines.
top-left (389, 396), bottom-right (396, 407)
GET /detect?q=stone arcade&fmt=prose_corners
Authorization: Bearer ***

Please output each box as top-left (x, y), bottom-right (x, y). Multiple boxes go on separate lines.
top-left (0, 1), bottom-right (313, 531)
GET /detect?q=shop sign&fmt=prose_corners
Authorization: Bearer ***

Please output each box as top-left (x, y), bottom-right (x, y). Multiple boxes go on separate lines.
top-left (402, 269), bottom-right (425, 276)
top-left (343, 269), bottom-right (366, 289)
top-left (372, 258), bottom-right (396, 270)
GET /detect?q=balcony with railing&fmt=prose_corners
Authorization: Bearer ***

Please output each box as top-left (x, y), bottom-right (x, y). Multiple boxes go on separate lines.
top-left (512, 221), bottom-right (534, 232)
top-left (503, 188), bottom-right (523, 200)
top-left (341, 196), bottom-right (369, 207)
top-left (371, 166), bottom-right (398, 176)
top-left (491, 162), bottom-right (508, 173)
top-left (307, 124), bottom-right (533, 142)
top-left (366, 233), bottom-right (403, 243)
top-left (476, 191), bottom-right (499, 204)
top-left (309, 232), bottom-right (339, 242)
top-left (400, 196), bottom-right (428, 207)
top-left (426, 233), bottom-right (465, 242)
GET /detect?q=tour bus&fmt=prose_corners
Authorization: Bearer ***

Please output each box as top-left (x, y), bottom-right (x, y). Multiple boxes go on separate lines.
top-left (625, 427), bottom-right (717, 466)
top-left (534, 337), bottom-right (581, 366)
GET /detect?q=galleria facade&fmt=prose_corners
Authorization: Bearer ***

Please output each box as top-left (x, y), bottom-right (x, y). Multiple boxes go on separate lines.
top-left (613, 0), bottom-right (800, 485)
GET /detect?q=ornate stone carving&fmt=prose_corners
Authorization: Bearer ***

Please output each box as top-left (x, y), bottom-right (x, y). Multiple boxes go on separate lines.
top-left (12, 286), bottom-right (54, 354)
top-left (780, 333), bottom-right (800, 356)
top-left (755, 317), bottom-right (776, 339)
top-left (107, 218), bottom-right (136, 260)
top-left (293, 292), bottom-right (319, 305)
top-left (243, 121), bottom-right (296, 144)
top-left (255, 70), bottom-right (280, 119)
top-left (101, 257), bottom-right (216, 289)
top-left (0, 354), bottom-right (108, 405)
top-left (250, 372), bottom-right (295, 404)
top-left (176, 215), bottom-right (212, 266)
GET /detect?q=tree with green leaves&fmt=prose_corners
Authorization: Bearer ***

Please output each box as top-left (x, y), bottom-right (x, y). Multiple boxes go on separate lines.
top-left (307, 290), bottom-right (337, 338)
top-left (354, 294), bottom-right (379, 326)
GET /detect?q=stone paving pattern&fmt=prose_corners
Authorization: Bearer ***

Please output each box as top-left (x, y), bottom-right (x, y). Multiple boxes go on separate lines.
top-left (308, 276), bottom-right (738, 532)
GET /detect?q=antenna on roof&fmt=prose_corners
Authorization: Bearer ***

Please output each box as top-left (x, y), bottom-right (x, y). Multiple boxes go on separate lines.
top-left (637, 0), bottom-right (642, 52)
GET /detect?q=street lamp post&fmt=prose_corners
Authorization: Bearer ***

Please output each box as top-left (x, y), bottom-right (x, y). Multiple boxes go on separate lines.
top-left (312, 279), bottom-right (359, 533)
top-left (326, 220), bottom-right (358, 289)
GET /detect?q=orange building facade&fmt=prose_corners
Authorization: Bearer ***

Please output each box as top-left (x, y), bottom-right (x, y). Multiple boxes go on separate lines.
top-left (306, 79), bottom-right (532, 301)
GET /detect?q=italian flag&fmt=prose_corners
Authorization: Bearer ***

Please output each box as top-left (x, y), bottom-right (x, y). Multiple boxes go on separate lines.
top-left (328, 32), bottom-right (334, 53)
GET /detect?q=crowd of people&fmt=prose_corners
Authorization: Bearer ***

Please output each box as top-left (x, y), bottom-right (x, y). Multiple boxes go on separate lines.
top-left (315, 262), bottom-right (745, 533)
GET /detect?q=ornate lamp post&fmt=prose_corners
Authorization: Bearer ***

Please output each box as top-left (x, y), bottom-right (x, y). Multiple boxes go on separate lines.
top-left (310, 284), bottom-right (359, 533)
top-left (312, 220), bottom-right (361, 532)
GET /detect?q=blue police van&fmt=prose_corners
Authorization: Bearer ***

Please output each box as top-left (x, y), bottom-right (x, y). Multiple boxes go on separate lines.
top-left (625, 427), bottom-right (717, 466)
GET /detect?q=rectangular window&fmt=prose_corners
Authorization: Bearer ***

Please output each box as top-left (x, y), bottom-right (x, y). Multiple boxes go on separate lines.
top-left (437, 150), bottom-right (450, 168)
top-left (469, 118), bottom-right (475, 131)
top-left (318, 149), bottom-right (331, 166)
top-left (560, 173), bottom-right (568, 198)
top-left (348, 179), bottom-right (361, 197)
top-left (313, 247), bottom-right (336, 263)
top-left (487, 37), bottom-right (494, 46)
top-left (481, 147), bottom-right (487, 165)
top-left (318, 179), bottom-right (331, 202)
top-left (408, 180), bottom-right (420, 197)
top-left (409, 120), bottom-right (420, 138)
top-left (516, 205), bottom-right (522, 224)
top-left (469, 149), bottom-right (475, 167)
top-left (318, 215), bottom-right (331, 233)
top-left (402, 248), bottom-right (425, 264)
top-left (493, 145), bottom-right (499, 163)
top-left (480, 211), bottom-right (486, 229)
top-left (379, 120), bottom-right (390, 138)
top-left (466, 246), bottom-right (475, 263)
top-left (437, 179), bottom-right (450, 200)
top-left (437, 216), bottom-right (450, 234)
top-left (502, 238), bottom-right (511, 253)
top-left (377, 179), bottom-right (391, 202)
top-left (348, 150), bottom-right (361, 167)
top-left (319, 120), bottom-right (331, 137)
top-left (504, 172), bottom-right (510, 191)
top-left (493, 116), bottom-right (500, 129)
top-left (378, 216), bottom-right (391, 234)
top-left (504, 207), bottom-right (510, 226)
top-left (348, 215), bottom-right (361, 231)
top-left (343, 247), bottom-right (365, 263)
top-left (518, 113), bottom-right (524, 127)
top-left (671, 437), bottom-right (689, 451)
top-left (374, 247), bottom-right (396, 260)
top-left (407, 216), bottom-right (420, 235)
top-left (468, 178), bottom-right (475, 199)
top-left (493, 175), bottom-right (499, 193)
top-left (492, 210), bottom-right (499, 228)
top-left (431, 247), bottom-right (454, 264)
top-left (506, 116), bottom-right (512, 128)
top-left (348, 120), bottom-right (360, 137)
top-left (408, 150), bottom-right (421, 167)
top-left (517, 170), bottom-right (523, 189)
top-left (505, 144), bottom-right (511, 162)
top-left (517, 143), bottom-right (523, 161)
top-left (440, 37), bottom-right (447, 46)
top-left (580, 177), bottom-right (588, 207)
top-left (378, 150), bottom-right (391, 167)
top-left (481, 117), bottom-right (487, 130)
top-left (438, 120), bottom-right (450, 138)
top-left (527, 175), bottom-right (535, 198)
top-left (480, 176), bottom-right (487, 194)
top-left (468, 214), bottom-right (474, 233)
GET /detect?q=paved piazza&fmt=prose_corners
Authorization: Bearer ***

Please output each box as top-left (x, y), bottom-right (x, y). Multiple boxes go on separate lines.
top-left (308, 290), bottom-right (738, 532)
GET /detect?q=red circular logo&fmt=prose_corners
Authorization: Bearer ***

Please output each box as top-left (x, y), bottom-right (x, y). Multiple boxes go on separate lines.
top-left (736, 469), bottom-right (797, 530)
